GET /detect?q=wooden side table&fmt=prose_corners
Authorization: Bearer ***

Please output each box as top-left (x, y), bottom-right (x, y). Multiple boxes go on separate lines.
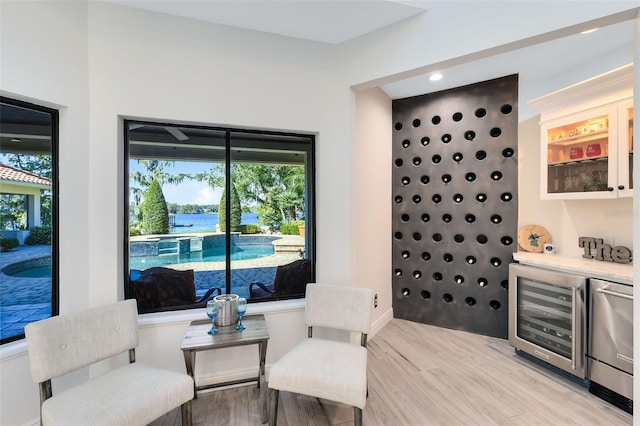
top-left (180, 314), bottom-right (270, 423)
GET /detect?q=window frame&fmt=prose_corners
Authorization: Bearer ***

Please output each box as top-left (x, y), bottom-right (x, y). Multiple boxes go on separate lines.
top-left (123, 119), bottom-right (316, 312)
top-left (0, 96), bottom-right (59, 345)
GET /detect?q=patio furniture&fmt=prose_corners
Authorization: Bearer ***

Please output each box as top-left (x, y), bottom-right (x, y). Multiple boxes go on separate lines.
top-left (249, 258), bottom-right (311, 300)
top-left (130, 266), bottom-right (222, 313)
top-left (24, 299), bottom-right (194, 426)
top-left (268, 283), bottom-right (373, 426)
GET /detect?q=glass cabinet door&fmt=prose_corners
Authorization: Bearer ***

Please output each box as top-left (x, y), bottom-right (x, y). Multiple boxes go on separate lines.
top-left (617, 102), bottom-right (633, 197)
top-left (545, 109), bottom-right (614, 196)
top-left (628, 106), bottom-right (633, 190)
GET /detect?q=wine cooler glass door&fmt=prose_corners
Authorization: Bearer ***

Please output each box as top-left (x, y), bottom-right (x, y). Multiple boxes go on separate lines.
top-left (509, 264), bottom-right (586, 377)
top-left (517, 278), bottom-right (573, 359)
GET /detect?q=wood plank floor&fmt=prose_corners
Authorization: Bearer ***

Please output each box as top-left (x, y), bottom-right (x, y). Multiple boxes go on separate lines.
top-left (152, 318), bottom-right (632, 425)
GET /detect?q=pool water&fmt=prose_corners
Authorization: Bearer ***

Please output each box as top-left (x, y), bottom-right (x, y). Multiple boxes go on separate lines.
top-left (9, 266), bottom-right (52, 278)
top-left (130, 244), bottom-right (274, 269)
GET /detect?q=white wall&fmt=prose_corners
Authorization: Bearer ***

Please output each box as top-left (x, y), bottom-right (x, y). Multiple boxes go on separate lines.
top-left (352, 87), bottom-right (394, 332)
top-left (1, 1), bottom-right (638, 425)
top-left (0, 2), bottom-right (91, 425)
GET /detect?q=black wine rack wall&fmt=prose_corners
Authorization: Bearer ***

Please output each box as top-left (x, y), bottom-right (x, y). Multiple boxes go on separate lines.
top-left (391, 75), bottom-right (518, 338)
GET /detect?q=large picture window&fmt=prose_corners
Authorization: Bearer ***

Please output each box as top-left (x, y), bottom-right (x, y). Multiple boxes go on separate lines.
top-left (125, 121), bottom-right (315, 313)
top-left (0, 97), bottom-right (58, 344)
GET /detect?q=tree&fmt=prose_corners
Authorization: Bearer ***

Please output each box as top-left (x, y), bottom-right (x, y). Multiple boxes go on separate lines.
top-left (141, 179), bottom-right (169, 234)
top-left (218, 181), bottom-right (242, 232)
top-left (6, 154), bottom-right (52, 178)
top-left (0, 194), bottom-right (27, 230)
top-left (129, 160), bottom-right (191, 228)
top-left (230, 164), bottom-right (305, 228)
top-left (192, 162), bottom-right (306, 230)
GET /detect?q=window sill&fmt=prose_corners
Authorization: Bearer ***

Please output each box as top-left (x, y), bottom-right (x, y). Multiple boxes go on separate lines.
top-left (1, 299), bottom-right (306, 361)
top-left (0, 339), bottom-right (28, 362)
top-left (137, 298), bottom-right (306, 328)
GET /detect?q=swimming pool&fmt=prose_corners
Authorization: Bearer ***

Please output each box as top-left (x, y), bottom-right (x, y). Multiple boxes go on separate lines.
top-left (2, 256), bottom-right (52, 278)
top-left (8, 266), bottom-right (52, 278)
top-left (130, 245), bottom-right (274, 269)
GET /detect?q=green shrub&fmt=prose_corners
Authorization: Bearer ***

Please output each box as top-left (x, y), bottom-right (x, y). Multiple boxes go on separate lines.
top-left (1, 237), bottom-right (19, 251)
top-left (219, 181), bottom-right (242, 233)
top-left (25, 226), bottom-right (52, 245)
top-left (280, 224), bottom-right (299, 235)
top-left (240, 224), bottom-right (260, 234)
top-left (142, 179), bottom-right (169, 234)
top-left (129, 227), bottom-right (142, 236)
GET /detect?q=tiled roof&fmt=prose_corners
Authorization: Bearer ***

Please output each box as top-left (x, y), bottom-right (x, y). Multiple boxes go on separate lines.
top-left (0, 163), bottom-right (52, 187)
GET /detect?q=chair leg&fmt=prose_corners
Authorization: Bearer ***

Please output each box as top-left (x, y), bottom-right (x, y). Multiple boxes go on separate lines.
top-left (269, 389), bottom-right (279, 426)
top-left (181, 400), bottom-right (192, 426)
top-left (354, 407), bottom-right (363, 426)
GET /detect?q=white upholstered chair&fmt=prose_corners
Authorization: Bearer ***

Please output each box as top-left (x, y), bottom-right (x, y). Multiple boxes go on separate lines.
top-left (25, 299), bottom-right (194, 426)
top-left (268, 283), bottom-right (373, 425)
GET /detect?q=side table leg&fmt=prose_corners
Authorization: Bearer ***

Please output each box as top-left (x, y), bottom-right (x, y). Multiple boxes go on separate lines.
top-left (259, 340), bottom-right (268, 423)
top-left (183, 350), bottom-right (197, 400)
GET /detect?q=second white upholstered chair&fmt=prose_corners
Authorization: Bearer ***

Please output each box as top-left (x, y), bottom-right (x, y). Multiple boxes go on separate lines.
top-left (268, 283), bottom-right (374, 425)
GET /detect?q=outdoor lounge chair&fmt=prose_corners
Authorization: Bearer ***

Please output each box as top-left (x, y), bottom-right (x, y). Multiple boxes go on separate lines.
top-left (129, 266), bottom-right (221, 313)
top-left (249, 258), bottom-right (311, 300)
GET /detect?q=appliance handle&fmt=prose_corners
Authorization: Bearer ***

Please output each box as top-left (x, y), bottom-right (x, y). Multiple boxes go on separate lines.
top-left (571, 286), bottom-right (577, 370)
top-left (596, 288), bottom-right (633, 300)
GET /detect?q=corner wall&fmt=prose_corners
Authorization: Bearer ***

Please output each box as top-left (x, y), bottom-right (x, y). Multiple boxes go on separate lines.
top-left (0, 2), bottom-right (91, 424)
top-left (352, 87), bottom-right (393, 332)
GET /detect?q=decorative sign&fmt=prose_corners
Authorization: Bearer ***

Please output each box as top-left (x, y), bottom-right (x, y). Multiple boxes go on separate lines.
top-left (578, 237), bottom-right (632, 264)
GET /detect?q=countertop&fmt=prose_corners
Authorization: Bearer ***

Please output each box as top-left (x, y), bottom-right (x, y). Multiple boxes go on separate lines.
top-left (512, 251), bottom-right (634, 285)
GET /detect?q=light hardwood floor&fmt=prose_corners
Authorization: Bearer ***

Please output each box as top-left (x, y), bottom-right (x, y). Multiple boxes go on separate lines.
top-left (152, 318), bottom-right (632, 425)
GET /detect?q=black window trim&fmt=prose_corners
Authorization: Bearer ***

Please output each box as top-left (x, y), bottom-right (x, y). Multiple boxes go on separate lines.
top-left (0, 96), bottom-right (59, 345)
top-left (123, 118), bottom-right (316, 310)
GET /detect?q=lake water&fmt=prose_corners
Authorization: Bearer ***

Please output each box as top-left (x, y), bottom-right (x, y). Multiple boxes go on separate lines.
top-left (170, 213), bottom-right (259, 233)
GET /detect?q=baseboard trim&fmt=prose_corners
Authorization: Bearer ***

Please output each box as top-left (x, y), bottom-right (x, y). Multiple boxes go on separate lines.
top-left (21, 417), bottom-right (39, 426)
top-left (370, 307), bottom-right (393, 338)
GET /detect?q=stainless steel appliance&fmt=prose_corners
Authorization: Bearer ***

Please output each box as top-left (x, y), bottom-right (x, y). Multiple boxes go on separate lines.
top-left (587, 279), bottom-right (633, 413)
top-left (508, 264), bottom-right (587, 379)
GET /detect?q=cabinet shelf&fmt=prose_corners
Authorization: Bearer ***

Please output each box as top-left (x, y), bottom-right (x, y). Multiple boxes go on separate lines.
top-left (548, 156), bottom-right (608, 167)
top-left (548, 129), bottom-right (608, 146)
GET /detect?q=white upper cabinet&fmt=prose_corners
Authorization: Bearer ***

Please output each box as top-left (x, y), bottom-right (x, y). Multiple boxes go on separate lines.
top-left (529, 64), bottom-right (633, 200)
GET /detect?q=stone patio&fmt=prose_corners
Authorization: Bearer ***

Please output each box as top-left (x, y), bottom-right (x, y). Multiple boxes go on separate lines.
top-left (0, 236), bottom-right (304, 341)
top-left (0, 245), bottom-right (52, 341)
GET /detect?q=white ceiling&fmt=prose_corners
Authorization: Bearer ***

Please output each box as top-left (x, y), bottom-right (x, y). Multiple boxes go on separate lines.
top-left (102, 1), bottom-right (634, 105)
top-left (104, 0), bottom-right (428, 44)
top-left (380, 19), bottom-right (635, 100)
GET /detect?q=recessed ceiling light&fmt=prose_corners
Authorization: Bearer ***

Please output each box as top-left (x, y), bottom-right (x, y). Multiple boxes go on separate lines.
top-left (429, 73), bottom-right (443, 82)
top-left (580, 28), bottom-right (599, 35)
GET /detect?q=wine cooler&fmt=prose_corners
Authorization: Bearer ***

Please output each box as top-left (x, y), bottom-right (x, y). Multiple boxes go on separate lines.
top-left (508, 263), bottom-right (587, 379)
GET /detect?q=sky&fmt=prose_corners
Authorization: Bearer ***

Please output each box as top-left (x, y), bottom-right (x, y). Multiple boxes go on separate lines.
top-left (130, 160), bottom-right (223, 205)
top-left (2, 155), bottom-right (239, 206)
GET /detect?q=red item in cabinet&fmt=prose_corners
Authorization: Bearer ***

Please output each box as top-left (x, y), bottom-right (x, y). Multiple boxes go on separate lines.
top-left (569, 147), bottom-right (583, 159)
top-left (586, 144), bottom-right (601, 157)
